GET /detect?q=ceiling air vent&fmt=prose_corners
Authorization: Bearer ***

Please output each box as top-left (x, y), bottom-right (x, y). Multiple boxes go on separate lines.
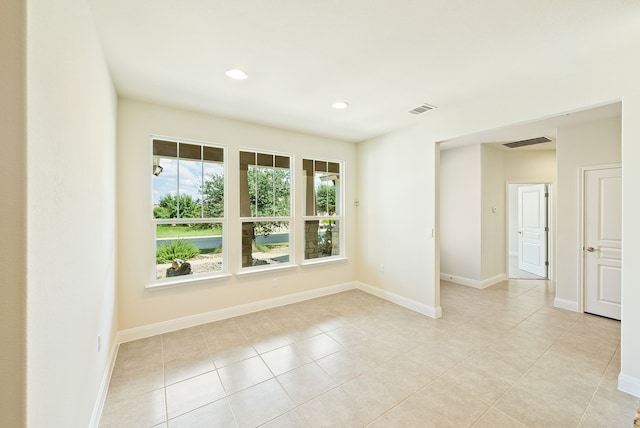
top-left (503, 136), bottom-right (552, 149)
top-left (409, 103), bottom-right (437, 115)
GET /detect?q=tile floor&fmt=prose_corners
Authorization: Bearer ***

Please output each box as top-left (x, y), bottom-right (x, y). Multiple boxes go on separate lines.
top-left (100, 280), bottom-right (638, 427)
top-left (509, 255), bottom-right (546, 280)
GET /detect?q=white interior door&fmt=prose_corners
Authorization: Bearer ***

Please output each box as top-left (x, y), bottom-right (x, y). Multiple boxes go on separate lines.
top-left (518, 184), bottom-right (548, 277)
top-left (584, 167), bottom-right (622, 320)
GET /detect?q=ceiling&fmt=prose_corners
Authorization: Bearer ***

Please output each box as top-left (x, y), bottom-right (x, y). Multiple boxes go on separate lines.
top-left (87, 0), bottom-right (638, 143)
top-left (441, 101), bottom-right (622, 151)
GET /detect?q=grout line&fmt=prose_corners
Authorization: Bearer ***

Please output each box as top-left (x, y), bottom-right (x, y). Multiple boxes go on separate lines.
top-left (576, 342), bottom-right (620, 427)
top-left (160, 334), bottom-right (168, 425)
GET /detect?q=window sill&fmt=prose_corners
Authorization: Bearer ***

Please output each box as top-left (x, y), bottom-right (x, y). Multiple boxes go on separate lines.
top-left (146, 272), bottom-right (232, 290)
top-left (301, 256), bottom-right (348, 267)
top-left (236, 263), bottom-right (298, 277)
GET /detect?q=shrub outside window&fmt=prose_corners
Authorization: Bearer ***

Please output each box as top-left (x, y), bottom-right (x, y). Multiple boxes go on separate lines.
top-left (303, 159), bottom-right (342, 261)
top-left (239, 150), bottom-right (292, 268)
top-left (152, 139), bottom-right (225, 280)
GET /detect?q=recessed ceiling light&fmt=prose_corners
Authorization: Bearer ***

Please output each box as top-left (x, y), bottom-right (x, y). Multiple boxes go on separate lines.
top-left (226, 69), bottom-right (248, 80)
top-left (332, 101), bottom-right (349, 109)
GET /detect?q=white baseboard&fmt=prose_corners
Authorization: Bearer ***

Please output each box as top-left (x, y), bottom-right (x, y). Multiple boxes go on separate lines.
top-left (440, 272), bottom-right (505, 289)
top-left (618, 373), bottom-right (640, 398)
top-left (356, 281), bottom-right (442, 319)
top-left (440, 272), bottom-right (482, 288)
top-left (481, 273), bottom-right (507, 288)
top-left (554, 297), bottom-right (579, 312)
top-left (119, 282), bottom-right (357, 343)
top-left (89, 331), bottom-right (121, 428)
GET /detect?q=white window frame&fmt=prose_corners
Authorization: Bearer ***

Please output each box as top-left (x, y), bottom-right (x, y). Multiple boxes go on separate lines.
top-left (149, 136), bottom-right (228, 288)
top-left (301, 157), bottom-right (345, 265)
top-left (238, 149), bottom-right (294, 273)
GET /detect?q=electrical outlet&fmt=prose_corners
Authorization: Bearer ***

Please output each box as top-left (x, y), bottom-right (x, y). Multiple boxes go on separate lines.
top-left (379, 264), bottom-right (384, 273)
top-left (272, 278), bottom-right (279, 288)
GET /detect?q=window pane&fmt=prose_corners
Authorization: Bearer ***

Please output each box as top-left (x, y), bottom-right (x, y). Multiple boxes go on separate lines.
top-left (315, 172), bottom-right (337, 215)
top-left (153, 140), bottom-right (224, 220)
top-left (178, 155), bottom-right (204, 218)
top-left (247, 164), bottom-right (290, 217)
top-left (153, 155), bottom-right (178, 219)
top-left (156, 223), bottom-right (222, 279)
top-left (241, 221), bottom-right (290, 267)
top-left (202, 160), bottom-right (224, 218)
top-left (304, 220), bottom-right (340, 259)
top-left (303, 159), bottom-right (340, 216)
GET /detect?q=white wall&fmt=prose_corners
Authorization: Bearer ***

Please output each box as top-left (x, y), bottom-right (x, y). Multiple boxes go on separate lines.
top-left (357, 43), bottom-right (640, 396)
top-left (481, 145), bottom-right (505, 281)
top-left (503, 149), bottom-right (556, 181)
top-left (555, 116), bottom-right (621, 308)
top-left (117, 99), bottom-right (357, 330)
top-left (439, 145), bottom-right (481, 282)
top-left (620, 96), bottom-right (640, 397)
top-left (26, 0), bottom-right (118, 425)
top-left (504, 150), bottom-right (556, 272)
top-left (0, 0), bottom-right (26, 425)
top-left (356, 127), bottom-right (440, 314)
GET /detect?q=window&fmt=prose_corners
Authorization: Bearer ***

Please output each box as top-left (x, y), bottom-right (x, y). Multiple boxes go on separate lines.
top-left (239, 150), bottom-right (292, 268)
top-left (152, 139), bottom-right (225, 280)
top-left (303, 159), bottom-right (342, 260)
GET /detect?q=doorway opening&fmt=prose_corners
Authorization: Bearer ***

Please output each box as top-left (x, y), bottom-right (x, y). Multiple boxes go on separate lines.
top-left (507, 182), bottom-right (551, 279)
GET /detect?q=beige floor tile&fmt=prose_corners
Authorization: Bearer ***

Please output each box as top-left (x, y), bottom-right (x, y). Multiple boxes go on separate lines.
top-left (298, 387), bottom-right (371, 428)
top-left (107, 362), bottom-right (165, 402)
top-left (233, 312), bottom-right (282, 338)
top-left (167, 397), bottom-right (237, 428)
top-left (285, 324), bottom-right (325, 342)
top-left (101, 284), bottom-right (639, 427)
top-left (163, 354), bottom-right (215, 386)
top-left (250, 331), bottom-right (295, 354)
top-left (261, 408), bottom-right (312, 427)
top-left (298, 333), bottom-right (342, 360)
top-left (316, 348), bottom-right (375, 385)
top-left (211, 342), bottom-right (258, 368)
top-left (495, 384), bottom-right (585, 427)
top-left (373, 355), bottom-right (440, 394)
top-left (261, 343), bottom-right (313, 376)
top-left (471, 408), bottom-right (526, 428)
top-left (579, 379), bottom-right (639, 427)
top-left (339, 371), bottom-right (411, 424)
top-left (404, 342), bottom-right (467, 375)
top-left (277, 362), bottom-right (337, 405)
top-left (370, 378), bottom-right (489, 428)
top-left (165, 371), bottom-right (226, 419)
top-left (227, 378), bottom-right (294, 428)
top-left (162, 331), bottom-right (211, 363)
top-left (217, 355), bottom-right (273, 394)
top-left (439, 362), bottom-right (512, 405)
top-left (100, 388), bottom-right (166, 428)
top-left (326, 324), bottom-right (369, 347)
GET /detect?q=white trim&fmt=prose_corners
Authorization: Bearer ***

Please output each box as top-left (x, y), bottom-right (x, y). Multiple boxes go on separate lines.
top-left (554, 297), bottom-right (579, 312)
top-left (481, 273), bottom-right (507, 288)
top-left (506, 181), bottom-right (553, 281)
top-left (356, 281), bottom-right (442, 319)
top-left (146, 273), bottom-right (232, 289)
top-left (618, 373), bottom-right (640, 398)
top-left (440, 272), bottom-right (482, 288)
top-left (119, 282), bottom-right (356, 343)
top-left (89, 331), bottom-right (120, 428)
top-left (439, 273), bottom-right (506, 289)
top-left (578, 163), bottom-right (622, 315)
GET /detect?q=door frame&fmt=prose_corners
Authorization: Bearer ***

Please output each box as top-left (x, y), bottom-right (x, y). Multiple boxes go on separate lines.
top-left (506, 180), bottom-right (554, 280)
top-left (578, 163), bottom-right (622, 314)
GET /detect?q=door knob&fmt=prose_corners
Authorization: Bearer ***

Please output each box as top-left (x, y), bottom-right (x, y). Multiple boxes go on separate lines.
top-left (586, 246), bottom-right (597, 252)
